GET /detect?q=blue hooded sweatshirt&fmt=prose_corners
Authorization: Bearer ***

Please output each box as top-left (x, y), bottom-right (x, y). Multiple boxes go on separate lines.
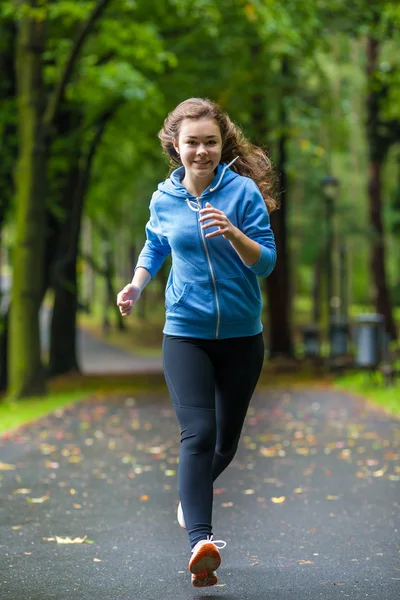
top-left (135, 160), bottom-right (277, 339)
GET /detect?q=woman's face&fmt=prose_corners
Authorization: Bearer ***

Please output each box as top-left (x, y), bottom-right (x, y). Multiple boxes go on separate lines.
top-left (173, 117), bottom-right (222, 183)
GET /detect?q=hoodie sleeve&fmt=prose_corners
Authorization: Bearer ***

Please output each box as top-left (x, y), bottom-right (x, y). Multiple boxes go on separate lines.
top-left (134, 194), bottom-right (171, 279)
top-left (240, 179), bottom-right (277, 278)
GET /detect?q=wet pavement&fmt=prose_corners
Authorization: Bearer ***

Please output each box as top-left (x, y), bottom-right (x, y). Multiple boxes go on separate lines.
top-left (0, 385), bottom-right (399, 599)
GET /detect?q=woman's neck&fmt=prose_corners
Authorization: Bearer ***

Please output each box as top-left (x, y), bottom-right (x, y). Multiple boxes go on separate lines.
top-left (181, 173), bottom-right (213, 198)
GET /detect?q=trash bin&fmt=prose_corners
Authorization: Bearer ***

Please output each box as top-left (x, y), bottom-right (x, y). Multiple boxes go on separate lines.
top-left (329, 317), bottom-right (349, 358)
top-left (301, 324), bottom-right (321, 358)
top-left (354, 314), bottom-right (385, 368)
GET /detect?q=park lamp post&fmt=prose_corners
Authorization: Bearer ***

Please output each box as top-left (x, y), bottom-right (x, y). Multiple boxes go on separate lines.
top-left (320, 175), bottom-right (339, 323)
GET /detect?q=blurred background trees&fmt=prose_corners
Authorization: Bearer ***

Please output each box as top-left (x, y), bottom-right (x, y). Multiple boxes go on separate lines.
top-left (0, 0), bottom-right (399, 398)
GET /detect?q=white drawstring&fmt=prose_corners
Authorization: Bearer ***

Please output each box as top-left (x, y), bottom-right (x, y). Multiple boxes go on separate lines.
top-left (185, 157), bottom-right (240, 212)
top-left (209, 156), bottom-right (240, 192)
top-left (185, 199), bottom-right (200, 212)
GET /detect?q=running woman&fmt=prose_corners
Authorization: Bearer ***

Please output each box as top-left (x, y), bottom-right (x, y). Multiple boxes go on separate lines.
top-left (117, 97), bottom-right (278, 587)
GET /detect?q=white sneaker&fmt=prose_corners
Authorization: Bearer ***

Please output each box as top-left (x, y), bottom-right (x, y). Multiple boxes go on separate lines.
top-left (177, 502), bottom-right (187, 530)
top-left (188, 536), bottom-right (226, 588)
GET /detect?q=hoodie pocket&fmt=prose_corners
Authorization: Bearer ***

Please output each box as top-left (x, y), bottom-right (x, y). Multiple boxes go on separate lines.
top-left (166, 281), bottom-right (214, 319)
top-left (165, 283), bottom-right (190, 313)
top-left (217, 276), bottom-right (262, 324)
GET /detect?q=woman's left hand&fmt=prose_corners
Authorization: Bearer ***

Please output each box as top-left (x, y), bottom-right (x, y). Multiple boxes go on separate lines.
top-left (199, 202), bottom-right (238, 241)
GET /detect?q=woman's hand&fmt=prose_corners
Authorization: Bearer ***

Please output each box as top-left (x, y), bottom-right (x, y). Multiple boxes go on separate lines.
top-left (198, 202), bottom-right (238, 241)
top-left (116, 284), bottom-right (141, 316)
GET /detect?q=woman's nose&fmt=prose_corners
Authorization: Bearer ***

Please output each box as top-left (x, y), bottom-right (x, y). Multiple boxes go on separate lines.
top-left (196, 144), bottom-right (207, 155)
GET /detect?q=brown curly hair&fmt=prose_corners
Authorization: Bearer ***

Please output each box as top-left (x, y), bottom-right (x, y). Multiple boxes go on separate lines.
top-left (158, 97), bottom-right (279, 213)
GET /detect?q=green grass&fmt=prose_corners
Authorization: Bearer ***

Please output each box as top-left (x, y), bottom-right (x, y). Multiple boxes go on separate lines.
top-left (334, 371), bottom-right (400, 417)
top-left (0, 391), bottom-right (87, 436)
top-left (0, 373), bottom-right (167, 436)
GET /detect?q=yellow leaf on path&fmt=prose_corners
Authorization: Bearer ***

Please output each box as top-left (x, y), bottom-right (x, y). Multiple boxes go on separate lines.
top-left (0, 462), bottom-right (16, 470)
top-left (56, 535), bottom-right (87, 544)
top-left (27, 495), bottom-right (50, 504)
top-left (294, 488), bottom-right (304, 494)
top-left (298, 560), bottom-right (314, 565)
top-left (271, 496), bottom-right (285, 503)
top-left (93, 558), bottom-right (102, 562)
top-left (244, 489), bottom-right (255, 495)
top-left (221, 502), bottom-right (233, 508)
top-left (13, 489), bottom-right (31, 495)
top-left (140, 495), bottom-right (149, 501)
top-left (165, 470), bottom-right (176, 476)
top-left (372, 465), bottom-right (388, 477)
top-left (327, 495), bottom-right (339, 500)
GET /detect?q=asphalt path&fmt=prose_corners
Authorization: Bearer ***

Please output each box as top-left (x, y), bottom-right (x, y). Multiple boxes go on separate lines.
top-left (0, 386), bottom-right (399, 599)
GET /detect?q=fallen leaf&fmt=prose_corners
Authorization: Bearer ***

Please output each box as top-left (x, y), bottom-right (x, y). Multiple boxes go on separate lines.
top-left (68, 456), bottom-right (82, 464)
top-left (294, 488), bottom-right (304, 494)
top-left (45, 461), bottom-right (60, 469)
top-left (140, 495), bottom-right (149, 501)
top-left (221, 502), bottom-right (233, 508)
top-left (271, 496), bottom-right (285, 503)
top-left (93, 558), bottom-right (102, 562)
top-left (56, 535), bottom-right (87, 544)
top-left (372, 465), bottom-right (388, 477)
top-left (296, 448), bottom-right (309, 455)
top-left (243, 489), bottom-right (255, 495)
top-left (27, 495), bottom-right (50, 504)
top-left (326, 495), bottom-right (339, 500)
top-left (12, 489), bottom-right (31, 495)
top-left (298, 560), bottom-right (314, 565)
top-left (0, 462), bottom-right (16, 470)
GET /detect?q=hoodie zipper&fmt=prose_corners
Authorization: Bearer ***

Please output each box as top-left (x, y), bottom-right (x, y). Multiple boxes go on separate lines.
top-left (196, 196), bottom-right (220, 339)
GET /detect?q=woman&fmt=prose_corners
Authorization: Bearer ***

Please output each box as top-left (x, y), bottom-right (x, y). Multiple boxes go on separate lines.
top-left (117, 97), bottom-right (278, 587)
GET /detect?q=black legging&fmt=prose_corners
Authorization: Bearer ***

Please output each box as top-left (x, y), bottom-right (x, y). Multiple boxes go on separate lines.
top-left (162, 333), bottom-right (264, 549)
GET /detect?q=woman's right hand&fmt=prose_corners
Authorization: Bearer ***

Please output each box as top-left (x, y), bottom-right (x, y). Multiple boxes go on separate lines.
top-left (116, 284), bottom-right (141, 316)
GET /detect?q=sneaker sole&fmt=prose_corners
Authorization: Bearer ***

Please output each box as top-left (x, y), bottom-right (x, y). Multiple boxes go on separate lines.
top-left (189, 542), bottom-right (221, 576)
top-left (191, 571), bottom-right (218, 587)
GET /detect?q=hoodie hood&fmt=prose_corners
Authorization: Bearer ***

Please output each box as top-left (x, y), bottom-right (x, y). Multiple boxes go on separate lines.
top-left (158, 157), bottom-right (240, 199)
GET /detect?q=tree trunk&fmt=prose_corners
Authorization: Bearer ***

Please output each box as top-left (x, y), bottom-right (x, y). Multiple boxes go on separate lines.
top-left (0, 311), bottom-right (8, 393)
top-left (81, 217), bottom-right (94, 312)
top-left (366, 36), bottom-right (397, 340)
top-left (10, 13), bottom-right (47, 397)
top-left (367, 159), bottom-right (396, 338)
top-left (8, 0), bottom-right (113, 397)
top-left (265, 56), bottom-right (294, 357)
top-left (48, 163), bottom-right (81, 376)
